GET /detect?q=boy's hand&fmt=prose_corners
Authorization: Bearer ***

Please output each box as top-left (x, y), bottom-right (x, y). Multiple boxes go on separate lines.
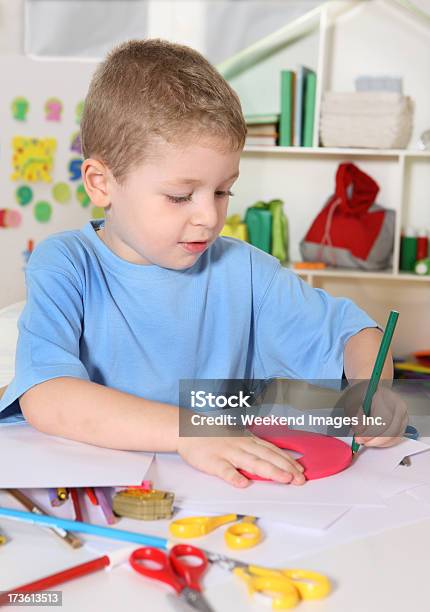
top-left (339, 382), bottom-right (408, 448)
top-left (177, 433), bottom-right (306, 487)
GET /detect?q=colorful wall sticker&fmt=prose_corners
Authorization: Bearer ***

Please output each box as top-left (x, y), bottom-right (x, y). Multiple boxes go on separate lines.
top-left (11, 97), bottom-right (29, 121)
top-left (52, 182), bottom-right (71, 204)
top-left (68, 158), bottom-right (82, 181)
top-left (70, 132), bottom-right (82, 155)
top-left (11, 136), bottom-right (57, 182)
top-left (34, 201), bottom-right (52, 223)
top-left (45, 97), bottom-right (63, 122)
top-left (0, 209), bottom-right (22, 228)
top-left (15, 185), bottom-right (33, 206)
top-left (75, 100), bottom-right (84, 124)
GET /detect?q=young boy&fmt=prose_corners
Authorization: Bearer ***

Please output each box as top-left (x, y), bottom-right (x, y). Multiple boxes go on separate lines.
top-left (0, 40), bottom-right (404, 488)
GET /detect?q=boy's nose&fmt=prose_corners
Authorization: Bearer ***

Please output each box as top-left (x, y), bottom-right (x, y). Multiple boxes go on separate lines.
top-left (190, 199), bottom-right (219, 229)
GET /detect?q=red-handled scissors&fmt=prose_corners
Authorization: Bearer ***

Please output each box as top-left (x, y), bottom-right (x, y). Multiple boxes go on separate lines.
top-left (129, 544), bottom-right (215, 612)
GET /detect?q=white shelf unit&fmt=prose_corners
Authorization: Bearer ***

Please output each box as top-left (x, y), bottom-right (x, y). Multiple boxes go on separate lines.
top-left (287, 266), bottom-right (430, 286)
top-left (241, 145), bottom-right (430, 282)
top-left (243, 147), bottom-right (430, 159)
top-left (222, 0), bottom-right (430, 355)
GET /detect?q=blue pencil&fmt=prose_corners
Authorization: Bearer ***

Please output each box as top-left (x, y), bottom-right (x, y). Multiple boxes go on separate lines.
top-left (0, 507), bottom-right (168, 549)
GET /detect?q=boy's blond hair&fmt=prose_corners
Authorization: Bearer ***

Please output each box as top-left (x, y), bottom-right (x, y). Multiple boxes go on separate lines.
top-left (81, 39), bottom-right (247, 182)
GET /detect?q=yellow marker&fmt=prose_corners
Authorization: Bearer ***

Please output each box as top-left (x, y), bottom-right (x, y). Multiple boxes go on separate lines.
top-left (169, 513), bottom-right (262, 550)
top-left (56, 488), bottom-right (68, 501)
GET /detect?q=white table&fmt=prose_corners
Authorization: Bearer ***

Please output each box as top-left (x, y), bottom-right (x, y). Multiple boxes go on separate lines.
top-left (1, 487), bottom-right (429, 612)
top-left (1, 303), bottom-right (429, 611)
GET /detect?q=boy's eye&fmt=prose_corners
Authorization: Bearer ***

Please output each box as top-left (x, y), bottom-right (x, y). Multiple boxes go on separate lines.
top-left (167, 194), bottom-right (192, 204)
top-left (215, 190), bottom-right (234, 198)
top-left (167, 190), bottom-right (234, 204)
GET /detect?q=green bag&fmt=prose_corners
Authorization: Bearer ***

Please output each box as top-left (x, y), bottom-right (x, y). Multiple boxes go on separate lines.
top-left (244, 199), bottom-right (289, 262)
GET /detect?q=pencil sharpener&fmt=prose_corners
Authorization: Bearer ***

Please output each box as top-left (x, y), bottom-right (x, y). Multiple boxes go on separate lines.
top-left (112, 489), bottom-right (174, 520)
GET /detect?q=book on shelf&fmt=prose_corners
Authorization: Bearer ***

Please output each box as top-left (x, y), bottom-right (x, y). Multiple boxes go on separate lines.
top-left (294, 65), bottom-right (315, 146)
top-left (245, 135), bottom-right (278, 146)
top-left (278, 67), bottom-right (316, 147)
top-left (303, 70), bottom-right (317, 147)
top-left (245, 113), bottom-right (279, 146)
top-left (247, 124), bottom-right (278, 137)
top-left (279, 70), bottom-right (295, 147)
top-left (245, 113), bottom-right (280, 125)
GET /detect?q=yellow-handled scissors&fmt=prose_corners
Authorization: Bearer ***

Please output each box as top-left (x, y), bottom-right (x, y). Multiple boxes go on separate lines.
top-left (234, 565), bottom-right (331, 610)
top-left (169, 513), bottom-right (262, 550)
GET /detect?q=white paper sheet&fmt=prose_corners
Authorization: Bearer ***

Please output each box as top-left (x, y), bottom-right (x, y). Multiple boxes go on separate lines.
top-left (408, 484), bottom-right (430, 504)
top-left (260, 491), bottom-right (430, 563)
top-left (148, 439), bottom-right (428, 509)
top-left (18, 489), bottom-right (430, 572)
top-left (167, 493), bottom-right (430, 568)
top-left (391, 447), bottom-right (430, 487)
top-left (0, 423), bottom-right (154, 487)
top-left (175, 500), bottom-right (350, 530)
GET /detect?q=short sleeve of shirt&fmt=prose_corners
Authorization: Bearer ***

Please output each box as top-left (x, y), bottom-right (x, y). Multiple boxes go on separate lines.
top-left (253, 261), bottom-right (378, 381)
top-left (0, 239), bottom-right (90, 421)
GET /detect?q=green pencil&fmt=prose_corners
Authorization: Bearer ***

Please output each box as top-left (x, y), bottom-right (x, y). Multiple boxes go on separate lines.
top-left (351, 310), bottom-right (399, 454)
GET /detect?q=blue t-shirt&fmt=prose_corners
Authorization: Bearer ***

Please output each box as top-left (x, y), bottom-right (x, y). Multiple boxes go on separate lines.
top-left (0, 220), bottom-right (376, 422)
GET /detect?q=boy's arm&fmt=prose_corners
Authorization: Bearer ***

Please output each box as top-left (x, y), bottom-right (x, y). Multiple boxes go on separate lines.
top-left (20, 377), bottom-right (179, 451)
top-left (343, 327), bottom-right (393, 381)
top-left (342, 327), bottom-right (407, 446)
top-left (20, 377), bottom-right (305, 487)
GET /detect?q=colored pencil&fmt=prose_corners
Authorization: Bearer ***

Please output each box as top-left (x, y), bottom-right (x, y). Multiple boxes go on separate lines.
top-left (0, 556), bottom-right (109, 606)
top-left (0, 507), bottom-right (168, 549)
top-left (70, 489), bottom-right (83, 522)
top-left (48, 488), bottom-right (62, 507)
top-left (0, 548), bottom-right (140, 608)
top-left (351, 310), bottom-right (399, 454)
top-left (56, 488), bottom-right (69, 501)
top-left (84, 487), bottom-right (99, 506)
top-left (6, 490), bottom-right (82, 549)
top-left (94, 488), bottom-right (116, 525)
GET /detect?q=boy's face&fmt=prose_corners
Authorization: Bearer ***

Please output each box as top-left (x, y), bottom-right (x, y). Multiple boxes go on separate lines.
top-left (100, 139), bottom-right (241, 269)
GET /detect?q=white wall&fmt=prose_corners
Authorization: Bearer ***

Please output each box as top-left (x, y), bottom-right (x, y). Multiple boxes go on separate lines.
top-left (0, 0), bottom-right (330, 309)
top-left (0, 0), bottom-right (24, 54)
top-left (0, 57), bottom-right (98, 308)
top-left (22, 0), bottom-right (327, 62)
top-left (1, 0), bottom-right (430, 355)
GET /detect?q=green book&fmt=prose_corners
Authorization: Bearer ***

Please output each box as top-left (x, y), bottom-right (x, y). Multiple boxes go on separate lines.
top-left (303, 71), bottom-right (317, 147)
top-left (279, 70), bottom-right (295, 147)
top-left (245, 113), bottom-right (280, 126)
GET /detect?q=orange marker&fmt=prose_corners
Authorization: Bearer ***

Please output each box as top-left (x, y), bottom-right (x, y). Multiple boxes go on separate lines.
top-left (293, 262), bottom-right (326, 270)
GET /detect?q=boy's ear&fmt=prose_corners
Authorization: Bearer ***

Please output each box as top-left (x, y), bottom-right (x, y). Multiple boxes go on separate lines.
top-left (81, 158), bottom-right (112, 208)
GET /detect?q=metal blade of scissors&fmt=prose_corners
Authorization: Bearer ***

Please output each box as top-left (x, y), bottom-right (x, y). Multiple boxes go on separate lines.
top-left (201, 550), bottom-right (248, 573)
top-left (166, 593), bottom-right (199, 612)
top-left (179, 587), bottom-right (216, 612)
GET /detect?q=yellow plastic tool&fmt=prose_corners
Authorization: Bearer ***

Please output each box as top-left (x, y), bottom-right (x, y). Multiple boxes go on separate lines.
top-left (169, 513), bottom-right (262, 550)
top-left (234, 565), bottom-right (331, 610)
